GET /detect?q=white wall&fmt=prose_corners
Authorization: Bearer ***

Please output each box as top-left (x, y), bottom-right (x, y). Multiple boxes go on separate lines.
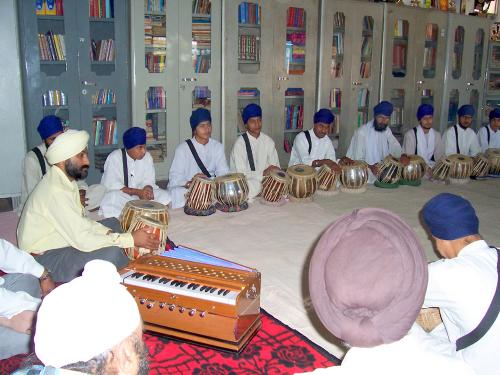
top-left (0, 0), bottom-right (26, 198)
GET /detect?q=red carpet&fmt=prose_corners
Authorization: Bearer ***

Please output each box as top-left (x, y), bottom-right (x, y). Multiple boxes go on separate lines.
top-left (1, 309), bottom-right (339, 374)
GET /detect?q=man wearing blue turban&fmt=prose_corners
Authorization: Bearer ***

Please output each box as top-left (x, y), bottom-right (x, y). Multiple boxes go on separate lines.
top-left (229, 104), bottom-right (280, 199)
top-left (344, 101), bottom-right (404, 183)
top-left (402, 104), bottom-right (444, 168)
top-left (443, 104), bottom-right (481, 156)
top-left (421, 193), bottom-right (500, 375)
top-left (168, 108), bottom-right (229, 209)
top-left (99, 127), bottom-right (171, 218)
top-left (478, 108), bottom-right (500, 152)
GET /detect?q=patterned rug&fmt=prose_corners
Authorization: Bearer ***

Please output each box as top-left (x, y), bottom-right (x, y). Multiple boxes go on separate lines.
top-left (1, 309), bottom-right (339, 374)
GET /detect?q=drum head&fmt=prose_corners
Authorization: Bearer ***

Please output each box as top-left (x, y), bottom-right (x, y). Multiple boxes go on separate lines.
top-left (448, 154), bottom-right (473, 164)
top-left (214, 173), bottom-right (246, 183)
top-left (270, 169), bottom-right (288, 182)
top-left (126, 199), bottom-right (166, 211)
top-left (287, 164), bottom-right (315, 177)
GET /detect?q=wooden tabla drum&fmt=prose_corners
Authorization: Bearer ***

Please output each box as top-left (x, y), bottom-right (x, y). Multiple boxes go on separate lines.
top-left (184, 175), bottom-right (216, 216)
top-left (376, 156), bottom-right (402, 185)
top-left (316, 165), bottom-right (338, 195)
top-left (286, 164), bottom-right (318, 202)
top-left (260, 170), bottom-right (289, 204)
top-left (486, 148), bottom-right (500, 175)
top-left (471, 154), bottom-right (491, 178)
top-left (339, 160), bottom-right (369, 193)
top-left (120, 200), bottom-right (169, 232)
top-left (401, 155), bottom-right (426, 183)
top-left (214, 173), bottom-right (249, 211)
top-left (431, 157), bottom-right (452, 181)
top-left (125, 215), bottom-right (168, 260)
top-left (448, 154), bottom-right (473, 184)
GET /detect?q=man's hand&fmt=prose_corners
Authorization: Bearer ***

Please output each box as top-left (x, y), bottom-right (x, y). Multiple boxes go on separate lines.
top-left (132, 227), bottom-right (160, 252)
top-left (400, 154), bottom-right (410, 166)
top-left (40, 273), bottom-right (56, 298)
top-left (263, 165), bottom-right (281, 176)
top-left (79, 189), bottom-right (88, 207)
top-left (339, 157), bottom-right (355, 166)
top-left (143, 185), bottom-right (154, 200)
top-left (369, 163), bottom-right (379, 176)
top-left (0, 310), bottom-right (36, 334)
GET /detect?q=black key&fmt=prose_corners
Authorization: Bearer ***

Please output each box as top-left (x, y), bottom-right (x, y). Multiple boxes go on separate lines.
top-left (200, 286), bottom-right (207, 292)
top-left (210, 287), bottom-right (217, 293)
top-left (131, 272), bottom-right (144, 279)
top-left (192, 284), bottom-right (200, 290)
top-left (159, 278), bottom-right (170, 284)
top-left (217, 289), bottom-right (224, 295)
top-left (170, 280), bottom-right (178, 286)
top-left (223, 290), bottom-right (230, 296)
top-left (188, 283), bottom-right (195, 289)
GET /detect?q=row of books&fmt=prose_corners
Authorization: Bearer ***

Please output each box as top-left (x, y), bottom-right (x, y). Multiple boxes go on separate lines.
top-left (193, 86), bottom-right (211, 100)
top-left (285, 88), bottom-right (303, 97)
top-left (357, 88), bottom-right (369, 108)
top-left (331, 59), bottom-right (342, 78)
top-left (333, 12), bottom-right (345, 29)
top-left (145, 52), bottom-right (166, 73)
top-left (357, 111), bottom-right (368, 127)
top-left (391, 107), bottom-right (404, 127)
top-left (193, 54), bottom-right (211, 74)
top-left (423, 46), bottom-right (437, 71)
top-left (192, 17), bottom-right (211, 73)
top-left (36, 0), bottom-right (63, 16)
top-left (284, 104), bottom-right (304, 130)
top-left (42, 89), bottom-right (67, 107)
top-left (145, 0), bottom-right (165, 13)
top-left (287, 7), bottom-right (305, 28)
top-left (329, 89), bottom-right (341, 109)
top-left (361, 37), bottom-right (373, 59)
top-left (392, 45), bottom-right (407, 73)
top-left (38, 32), bottom-right (66, 61)
top-left (146, 113), bottom-right (167, 141)
top-left (147, 144), bottom-right (167, 163)
top-left (90, 39), bottom-right (115, 62)
top-left (363, 16), bottom-right (374, 33)
top-left (330, 116), bottom-right (340, 136)
top-left (360, 61), bottom-right (371, 79)
top-left (145, 15), bottom-right (166, 47)
top-left (393, 19), bottom-right (409, 38)
top-left (146, 87), bottom-right (166, 110)
top-left (89, 0), bottom-right (114, 18)
top-left (332, 34), bottom-right (343, 56)
top-left (92, 89), bottom-right (116, 105)
top-left (238, 2), bottom-right (260, 25)
top-left (192, 0), bottom-right (211, 15)
top-left (238, 35), bottom-right (260, 62)
top-left (425, 23), bottom-right (438, 42)
top-left (452, 51), bottom-right (462, 77)
top-left (238, 88), bottom-right (259, 98)
top-left (455, 27), bottom-right (465, 44)
top-left (93, 118), bottom-right (118, 146)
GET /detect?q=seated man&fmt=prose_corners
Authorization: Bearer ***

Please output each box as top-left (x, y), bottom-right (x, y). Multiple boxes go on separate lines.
top-left (402, 104), bottom-right (444, 168)
top-left (229, 103), bottom-right (280, 199)
top-left (19, 115), bottom-right (105, 215)
top-left (168, 108), bottom-right (229, 209)
top-left (0, 239), bottom-right (54, 360)
top-left (478, 108), bottom-right (500, 152)
top-left (443, 105), bottom-right (481, 156)
top-left (99, 127), bottom-right (171, 218)
top-left (17, 130), bottom-right (160, 283)
top-left (422, 193), bottom-right (500, 375)
top-left (14, 260), bottom-right (148, 375)
top-left (288, 108), bottom-right (339, 172)
top-left (303, 208), bottom-right (474, 374)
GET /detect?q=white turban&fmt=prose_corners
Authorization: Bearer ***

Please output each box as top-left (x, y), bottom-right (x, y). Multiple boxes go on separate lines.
top-left (35, 260), bottom-right (141, 368)
top-left (45, 129), bottom-right (89, 165)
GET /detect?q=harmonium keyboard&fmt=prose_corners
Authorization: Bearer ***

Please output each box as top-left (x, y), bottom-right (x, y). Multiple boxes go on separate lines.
top-left (120, 245), bottom-right (261, 351)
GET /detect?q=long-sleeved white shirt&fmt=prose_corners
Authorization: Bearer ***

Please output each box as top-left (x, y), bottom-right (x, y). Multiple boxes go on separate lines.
top-left (168, 138), bottom-right (229, 209)
top-left (0, 239), bottom-right (44, 319)
top-left (288, 129), bottom-right (336, 167)
top-left (443, 125), bottom-right (481, 157)
top-left (478, 124), bottom-right (500, 152)
top-left (402, 125), bottom-right (444, 167)
top-left (230, 132), bottom-right (280, 199)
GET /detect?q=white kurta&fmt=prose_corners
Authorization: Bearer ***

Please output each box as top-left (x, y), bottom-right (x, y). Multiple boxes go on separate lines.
top-left (443, 125), bottom-right (481, 157)
top-left (478, 125), bottom-right (500, 152)
top-left (168, 138), bottom-right (229, 209)
top-left (288, 129), bottom-right (337, 167)
top-left (230, 132), bottom-right (280, 199)
top-left (424, 240), bottom-right (500, 375)
top-left (99, 149), bottom-right (171, 218)
top-left (402, 125), bottom-right (444, 167)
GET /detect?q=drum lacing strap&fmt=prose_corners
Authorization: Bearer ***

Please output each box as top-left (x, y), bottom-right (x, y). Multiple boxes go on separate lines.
top-left (486, 126), bottom-right (491, 145)
top-left (242, 133), bottom-right (256, 171)
top-left (121, 148), bottom-right (129, 188)
top-left (32, 147), bottom-right (47, 176)
top-left (304, 130), bottom-right (312, 155)
top-left (454, 125), bottom-right (461, 154)
top-left (185, 139), bottom-right (211, 178)
top-left (456, 246), bottom-right (500, 351)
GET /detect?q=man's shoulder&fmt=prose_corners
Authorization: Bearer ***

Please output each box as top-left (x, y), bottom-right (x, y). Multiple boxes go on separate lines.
top-left (209, 138), bottom-right (224, 150)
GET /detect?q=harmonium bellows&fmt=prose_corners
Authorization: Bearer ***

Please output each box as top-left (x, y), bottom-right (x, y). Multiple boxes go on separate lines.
top-left (119, 246), bottom-right (261, 351)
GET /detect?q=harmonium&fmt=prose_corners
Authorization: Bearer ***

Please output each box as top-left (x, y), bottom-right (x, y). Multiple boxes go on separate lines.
top-left (119, 246), bottom-right (261, 351)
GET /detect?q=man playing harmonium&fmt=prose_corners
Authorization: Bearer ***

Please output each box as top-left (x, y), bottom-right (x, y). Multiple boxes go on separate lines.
top-left (229, 103), bottom-right (280, 199)
top-left (168, 108), bottom-right (229, 209)
top-left (478, 108), bottom-right (500, 152)
top-left (17, 130), bottom-right (160, 283)
top-left (443, 104), bottom-right (481, 157)
top-left (99, 127), bottom-right (171, 218)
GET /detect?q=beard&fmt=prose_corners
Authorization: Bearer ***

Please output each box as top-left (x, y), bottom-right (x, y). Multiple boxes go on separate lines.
top-left (65, 159), bottom-right (89, 180)
top-left (373, 119), bottom-right (387, 132)
top-left (133, 336), bottom-right (150, 375)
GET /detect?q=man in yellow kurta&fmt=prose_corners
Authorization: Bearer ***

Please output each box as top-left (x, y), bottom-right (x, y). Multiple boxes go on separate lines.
top-left (17, 130), bottom-right (159, 282)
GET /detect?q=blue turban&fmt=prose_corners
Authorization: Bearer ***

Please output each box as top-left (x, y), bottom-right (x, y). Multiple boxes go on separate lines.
top-left (190, 108), bottom-right (212, 131)
top-left (37, 115), bottom-right (64, 140)
top-left (313, 108), bottom-right (334, 124)
top-left (373, 101), bottom-right (393, 117)
top-left (422, 193), bottom-right (479, 240)
top-left (458, 105), bottom-right (475, 117)
top-left (123, 127), bottom-right (146, 149)
top-left (489, 108), bottom-right (500, 120)
top-left (417, 104), bottom-right (434, 121)
top-left (242, 103), bottom-right (262, 124)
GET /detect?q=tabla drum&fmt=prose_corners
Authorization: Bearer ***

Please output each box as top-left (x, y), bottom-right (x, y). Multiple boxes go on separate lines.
top-left (486, 148), bottom-right (500, 175)
top-left (184, 175), bottom-right (216, 216)
top-left (339, 160), bottom-right (369, 193)
top-left (400, 155), bottom-right (426, 186)
top-left (214, 173), bottom-right (249, 212)
top-left (448, 154), bottom-right (473, 184)
top-left (431, 157), bottom-right (452, 181)
top-left (124, 215), bottom-right (168, 260)
top-left (471, 154), bottom-right (491, 178)
top-left (120, 200), bottom-right (169, 232)
top-left (376, 156), bottom-right (402, 186)
top-left (286, 164), bottom-right (318, 202)
top-left (316, 165), bottom-right (338, 195)
top-left (260, 170), bottom-right (290, 204)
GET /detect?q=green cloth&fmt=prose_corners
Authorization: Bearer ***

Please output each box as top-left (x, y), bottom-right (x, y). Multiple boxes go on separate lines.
top-left (374, 180), bottom-right (399, 189)
top-left (399, 178), bottom-right (421, 187)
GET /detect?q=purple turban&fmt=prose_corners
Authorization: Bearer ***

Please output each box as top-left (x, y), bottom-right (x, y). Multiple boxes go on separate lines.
top-left (190, 108), bottom-right (212, 131)
top-left (37, 115), bottom-right (64, 140)
top-left (489, 108), bottom-right (500, 120)
top-left (123, 127), bottom-right (146, 149)
top-left (313, 108), bottom-right (334, 124)
top-left (373, 101), bottom-right (393, 117)
top-left (422, 193), bottom-right (479, 240)
top-left (458, 105), bottom-right (475, 117)
top-left (417, 104), bottom-right (434, 121)
top-left (242, 103), bottom-right (262, 124)
top-left (309, 208), bottom-right (428, 348)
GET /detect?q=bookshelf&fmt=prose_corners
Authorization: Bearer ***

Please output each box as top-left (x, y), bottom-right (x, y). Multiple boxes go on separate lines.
top-left (482, 27), bottom-right (500, 128)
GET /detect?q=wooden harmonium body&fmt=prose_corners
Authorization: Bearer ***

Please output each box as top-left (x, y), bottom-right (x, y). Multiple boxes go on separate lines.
top-left (120, 246), bottom-right (261, 351)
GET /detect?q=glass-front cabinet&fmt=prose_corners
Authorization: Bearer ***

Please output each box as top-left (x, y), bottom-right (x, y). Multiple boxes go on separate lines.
top-left (483, 39), bottom-right (500, 127)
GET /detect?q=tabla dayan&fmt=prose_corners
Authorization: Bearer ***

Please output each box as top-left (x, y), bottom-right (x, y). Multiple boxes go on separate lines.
top-left (471, 154), bottom-right (491, 178)
top-left (214, 173), bottom-right (250, 212)
top-left (316, 164), bottom-right (339, 195)
top-left (486, 148), bottom-right (500, 175)
top-left (184, 175), bottom-right (216, 216)
top-left (124, 215), bottom-right (168, 260)
top-left (120, 200), bottom-right (169, 232)
top-left (375, 156), bottom-right (402, 188)
top-left (260, 169), bottom-right (290, 204)
top-left (448, 154), bottom-right (473, 184)
top-left (431, 157), bottom-right (452, 181)
top-left (339, 160), bottom-right (369, 193)
top-left (286, 164), bottom-right (318, 202)
top-left (400, 154), bottom-right (426, 186)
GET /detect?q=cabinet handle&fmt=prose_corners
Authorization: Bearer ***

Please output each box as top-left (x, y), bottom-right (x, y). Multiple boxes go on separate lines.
top-left (181, 77), bottom-right (197, 82)
top-left (466, 82), bottom-right (474, 86)
top-left (82, 80), bottom-right (96, 86)
top-left (278, 76), bottom-right (289, 81)
top-left (352, 81), bottom-right (361, 86)
top-left (416, 80), bottom-right (424, 85)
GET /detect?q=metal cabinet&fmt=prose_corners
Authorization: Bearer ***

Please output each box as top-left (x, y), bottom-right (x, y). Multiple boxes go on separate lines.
top-left (483, 38), bottom-right (500, 127)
